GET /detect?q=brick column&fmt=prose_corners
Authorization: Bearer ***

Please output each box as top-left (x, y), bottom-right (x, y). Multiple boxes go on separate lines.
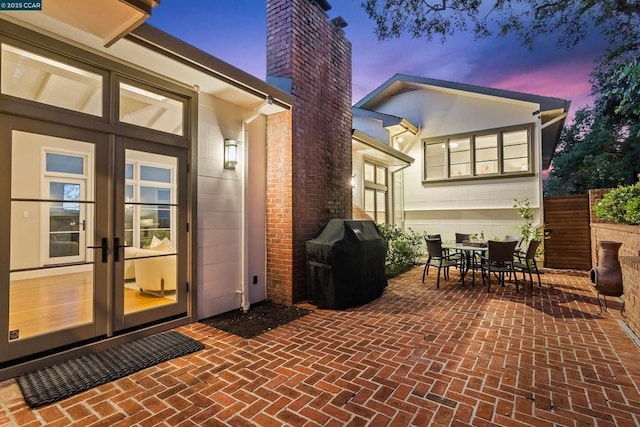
top-left (266, 0), bottom-right (352, 304)
top-left (266, 110), bottom-right (294, 304)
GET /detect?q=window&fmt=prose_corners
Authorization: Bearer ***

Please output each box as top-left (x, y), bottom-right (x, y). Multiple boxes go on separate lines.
top-left (503, 130), bottom-right (529, 172)
top-left (43, 150), bottom-right (91, 264)
top-left (449, 137), bottom-right (471, 177)
top-left (425, 142), bottom-right (446, 180)
top-left (475, 134), bottom-right (498, 175)
top-left (423, 125), bottom-right (532, 181)
top-left (1, 43), bottom-right (103, 116)
top-left (363, 161), bottom-right (388, 224)
top-left (125, 153), bottom-right (176, 249)
top-left (119, 82), bottom-right (184, 136)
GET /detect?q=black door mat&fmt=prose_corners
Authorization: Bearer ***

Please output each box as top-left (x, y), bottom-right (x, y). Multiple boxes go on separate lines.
top-left (17, 331), bottom-right (204, 408)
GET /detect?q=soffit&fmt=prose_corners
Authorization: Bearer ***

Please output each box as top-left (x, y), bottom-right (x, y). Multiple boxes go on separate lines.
top-left (352, 129), bottom-right (414, 172)
top-left (0, 14), bottom-right (291, 114)
top-left (41, 0), bottom-right (159, 47)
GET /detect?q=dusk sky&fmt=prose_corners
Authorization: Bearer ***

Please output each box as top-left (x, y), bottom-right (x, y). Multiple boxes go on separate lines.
top-left (147, 0), bottom-right (609, 117)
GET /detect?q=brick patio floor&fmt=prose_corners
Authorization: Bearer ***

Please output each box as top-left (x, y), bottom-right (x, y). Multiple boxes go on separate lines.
top-left (1, 267), bottom-right (640, 426)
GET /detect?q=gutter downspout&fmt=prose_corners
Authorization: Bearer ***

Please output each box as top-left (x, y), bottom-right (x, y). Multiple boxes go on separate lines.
top-left (391, 162), bottom-right (413, 227)
top-left (239, 97), bottom-right (273, 312)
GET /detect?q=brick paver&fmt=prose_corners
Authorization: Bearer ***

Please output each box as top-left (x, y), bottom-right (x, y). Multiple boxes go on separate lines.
top-left (1, 267), bottom-right (639, 426)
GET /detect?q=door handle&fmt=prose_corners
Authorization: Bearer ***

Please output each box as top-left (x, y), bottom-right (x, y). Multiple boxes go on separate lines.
top-left (87, 237), bottom-right (109, 263)
top-left (113, 237), bottom-right (129, 262)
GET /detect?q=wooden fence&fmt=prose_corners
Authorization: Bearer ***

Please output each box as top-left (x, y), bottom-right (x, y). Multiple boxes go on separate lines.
top-left (543, 194), bottom-right (592, 270)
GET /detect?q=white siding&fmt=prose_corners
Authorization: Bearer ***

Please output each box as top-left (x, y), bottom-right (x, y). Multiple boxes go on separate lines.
top-left (196, 94), bottom-right (267, 319)
top-left (373, 86), bottom-right (543, 240)
top-left (352, 150), bottom-right (365, 210)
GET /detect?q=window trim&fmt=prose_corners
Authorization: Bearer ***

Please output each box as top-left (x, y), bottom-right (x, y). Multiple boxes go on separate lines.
top-left (0, 28), bottom-right (195, 146)
top-left (422, 123), bottom-right (535, 183)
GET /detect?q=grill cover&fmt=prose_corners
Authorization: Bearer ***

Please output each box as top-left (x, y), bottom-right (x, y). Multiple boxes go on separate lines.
top-left (306, 219), bottom-right (388, 309)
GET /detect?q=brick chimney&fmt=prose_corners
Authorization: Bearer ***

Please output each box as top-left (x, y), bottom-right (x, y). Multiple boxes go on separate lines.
top-left (265, 0), bottom-right (353, 304)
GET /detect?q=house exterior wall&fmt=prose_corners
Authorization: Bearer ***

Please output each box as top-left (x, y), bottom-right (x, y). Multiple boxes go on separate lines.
top-left (375, 87), bottom-right (543, 240)
top-left (0, 6), bottom-right (294, 377)
top-left (266, 0), bottom-right (352, 304)
top-left (196, 94), bottom-right (268, 319)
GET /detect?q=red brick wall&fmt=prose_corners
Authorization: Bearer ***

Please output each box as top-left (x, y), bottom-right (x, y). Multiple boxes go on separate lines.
top-left (589, 189), bottom-right (640, 338)
top-left (266, 110), bottom-right (294, 304)
top-left (621, 256), bottom-right (640, 338)
top-left (589, 189), bottom-right (640, 263)
top-left (266, 0), bottom-right (353, 304)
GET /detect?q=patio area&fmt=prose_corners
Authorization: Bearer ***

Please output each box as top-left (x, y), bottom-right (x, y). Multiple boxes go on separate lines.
top-left (1, 266), bottom-right (639, 426)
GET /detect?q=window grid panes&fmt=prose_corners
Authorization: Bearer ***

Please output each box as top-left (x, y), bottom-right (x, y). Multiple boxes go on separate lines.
top-left (1, 43), bottom-right (103, 116)
top-left (503, 130), bottom-right (529, 172)
top-left (449, 138), bottom-right (470, 177)
top-left (119, 82), bottom-right (184, 136)
top-left (424, 126), bottom-right (531, 181)
top-left (46, 153), bottom-right (84, 175)
top-left (475, 134), bottom-right (498, 175)
top-left (364, 163), bottom-right (375, 182)
top-left (363, 161), bottom-right (388, 224)
top-left (425, 142), bottom-right (446, 180)
top-left (125, 159), bottom-right (176, 249)
top-left (376, 166), bottom-right (386, 185)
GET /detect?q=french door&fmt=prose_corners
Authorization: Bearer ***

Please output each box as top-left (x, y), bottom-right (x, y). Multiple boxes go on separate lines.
top-left (0, 116), bottom-right (188, 363)
top-left (114, 139), bottom-right (188, 331)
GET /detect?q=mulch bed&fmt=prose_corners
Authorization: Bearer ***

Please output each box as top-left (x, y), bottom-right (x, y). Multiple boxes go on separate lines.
top-left (200, 300), bottom-right (312, 339)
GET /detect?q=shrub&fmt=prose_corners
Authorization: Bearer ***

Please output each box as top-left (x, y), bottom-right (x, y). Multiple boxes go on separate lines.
top-left (594, 183), bottom-right (640, 225)
top-left (512, 198), bottom-right (545, 243)
top-left (378, 223), bottom-right (424, 276)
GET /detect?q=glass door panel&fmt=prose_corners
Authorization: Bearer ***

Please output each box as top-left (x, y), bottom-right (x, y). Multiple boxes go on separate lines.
top-left (118, 147), bottom-right (185, 326)
top-left (46, 180), bottom-right (86, 262)
top-left (4, 125), bottom-right (106, 361)
top-left (2, 118), bottom-right (188, 362)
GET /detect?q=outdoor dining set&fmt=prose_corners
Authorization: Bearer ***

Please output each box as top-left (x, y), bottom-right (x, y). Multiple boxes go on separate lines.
top-left (422, 233), bottom-right (542, 292)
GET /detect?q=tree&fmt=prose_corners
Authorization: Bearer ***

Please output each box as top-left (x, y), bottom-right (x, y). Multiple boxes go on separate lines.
top-left (362, 0), bottom-right (640, 125)
top-left (361, 0), bottom-right (640, 48)
top-left (361, 0), bottom-right (640, 192)
top-left (594, 58), bottom-right (640, 132)
top-left (543, 107), bottom-right (640, 195)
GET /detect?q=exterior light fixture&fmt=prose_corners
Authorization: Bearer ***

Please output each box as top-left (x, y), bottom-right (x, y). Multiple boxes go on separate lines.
top-left (224, 139), bottom-right (238, 170)
top-left (351, 172), bottom-right (356, 189)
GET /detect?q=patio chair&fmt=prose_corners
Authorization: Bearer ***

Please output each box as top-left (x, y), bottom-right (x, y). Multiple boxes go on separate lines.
top-left (424, 234), bottom-right (443, 275)
top-left (422, 237), bottom-right (462, 288)
top-left (481, 240), bottom-right (519, 292)
top-left (513, 239), bottom-right (541, 289)
top-left (505, 235), bottom-right (523, 252)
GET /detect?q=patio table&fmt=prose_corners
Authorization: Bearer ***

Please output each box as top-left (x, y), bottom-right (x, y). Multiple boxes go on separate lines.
top-left (442, 243), bottom-right (487, 286)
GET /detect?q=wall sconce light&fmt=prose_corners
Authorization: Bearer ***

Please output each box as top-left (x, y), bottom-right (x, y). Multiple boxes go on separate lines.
top-left (224, 139), bottom-right (238, 170)
top-left (351, 172), bottom-right (356, 189)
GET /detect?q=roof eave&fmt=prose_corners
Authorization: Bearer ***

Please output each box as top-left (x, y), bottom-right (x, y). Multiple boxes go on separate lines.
top-left (128, 23), bottom-right (294, 110)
